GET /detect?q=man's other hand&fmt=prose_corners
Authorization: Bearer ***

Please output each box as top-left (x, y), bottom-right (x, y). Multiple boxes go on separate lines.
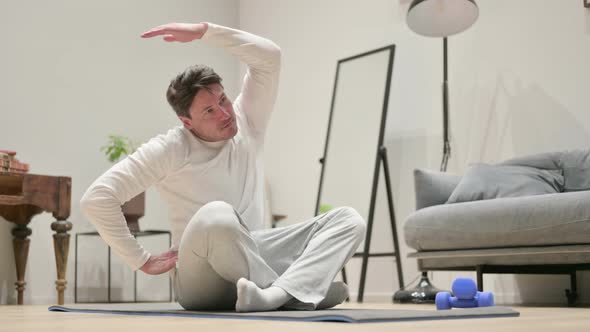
top-left (140, 249), bottom-right (178, 275)
top-left (141, 22), bottom-right (208, 42)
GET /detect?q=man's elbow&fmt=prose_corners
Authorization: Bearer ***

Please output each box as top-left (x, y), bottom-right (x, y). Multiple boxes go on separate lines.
top-left (79, 187), bottom-right (97, 217)
top-left (269, 41), bottom-right (281, 58)
top-left (79, 185), bottom-right (112, 217)
top-left (262, 40), bottom-right (281, 69)
top-left (270, 43), bottom-right (281, 64)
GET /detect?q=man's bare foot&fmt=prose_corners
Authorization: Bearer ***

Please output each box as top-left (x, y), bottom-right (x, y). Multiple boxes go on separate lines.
top-left (235, 278), bottom-right (292, 312)
top-left (317, 281), bottom-right (349, 309)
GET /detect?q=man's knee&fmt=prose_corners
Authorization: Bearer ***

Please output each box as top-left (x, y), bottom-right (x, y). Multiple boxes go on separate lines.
top-left (194, 201), bottom-right (234, 221)
top-left (182, 201), bottom-right (241, 256)
top-left (331, 206), bottom-right (366, 239)
top-left (189, 201), bottom-right (241, 235)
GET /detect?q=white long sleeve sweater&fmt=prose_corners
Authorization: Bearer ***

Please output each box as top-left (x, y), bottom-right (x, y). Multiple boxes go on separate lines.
top-left (80, 23), bottom-right (281, 271)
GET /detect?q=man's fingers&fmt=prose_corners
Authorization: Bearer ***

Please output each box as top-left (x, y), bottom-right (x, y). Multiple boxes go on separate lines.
top-left (147, 261), bottom-right (175, 275)
top-left (162, 259), bottom-right (176, 273)
top-left (162, 250), bottom-right (178, 258)
top-left (141, 30), bottom-right (163, 38)
top-left (140, 27), bottom-right (171, 38)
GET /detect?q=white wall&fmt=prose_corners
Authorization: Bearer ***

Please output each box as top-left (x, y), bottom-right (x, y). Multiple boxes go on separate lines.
top-left (240, 0), bottom-right (590, 304)
top-left (0, 0), bottom-right (239, 304)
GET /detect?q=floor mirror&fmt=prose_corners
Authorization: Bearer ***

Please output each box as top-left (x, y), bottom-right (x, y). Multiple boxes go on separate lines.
top-left (315, 44), bottom-right (404, 302)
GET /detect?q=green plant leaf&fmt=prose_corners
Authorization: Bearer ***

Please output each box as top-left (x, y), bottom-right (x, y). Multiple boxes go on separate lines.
top-left (319, 204), bottom-right (333, 214)
top-left (101, 135), bottom-right (137, 163)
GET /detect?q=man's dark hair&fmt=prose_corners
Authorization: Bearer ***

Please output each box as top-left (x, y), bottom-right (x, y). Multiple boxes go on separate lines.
top-left (166, 65), bottom-right (223, 118)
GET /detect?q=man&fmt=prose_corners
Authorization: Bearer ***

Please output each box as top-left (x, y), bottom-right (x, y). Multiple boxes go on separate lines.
top-left (80, 21), bottom-right (366, 312)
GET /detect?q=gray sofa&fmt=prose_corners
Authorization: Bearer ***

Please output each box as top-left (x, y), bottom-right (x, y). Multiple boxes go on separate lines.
top-left (403, 150), bottom-right (590, 305)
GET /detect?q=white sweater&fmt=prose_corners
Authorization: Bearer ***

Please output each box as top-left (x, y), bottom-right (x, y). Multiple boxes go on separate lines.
top-left (80, 23), bottom-right (281, 271)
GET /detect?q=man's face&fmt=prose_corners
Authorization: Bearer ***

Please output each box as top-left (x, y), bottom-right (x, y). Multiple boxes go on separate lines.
top-left (179, 83), bottom-right (238, 142)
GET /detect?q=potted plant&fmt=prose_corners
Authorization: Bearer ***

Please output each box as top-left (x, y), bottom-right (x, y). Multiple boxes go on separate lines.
top-left (319, 204), bottom-right (333, 214)
top-left (101, 135), bottom-right (144, 234)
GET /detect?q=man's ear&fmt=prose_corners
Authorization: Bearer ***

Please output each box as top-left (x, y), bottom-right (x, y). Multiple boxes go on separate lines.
top-left (178, 116), bottom-right (193, 130)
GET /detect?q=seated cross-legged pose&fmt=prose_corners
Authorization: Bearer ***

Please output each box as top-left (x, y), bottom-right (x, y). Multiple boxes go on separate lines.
top-left (80, 20), bottom-right (366, 312)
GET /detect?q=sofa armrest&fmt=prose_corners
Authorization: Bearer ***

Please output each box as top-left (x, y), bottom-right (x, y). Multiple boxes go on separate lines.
top-left (414, 168), bottom-right (462, 210)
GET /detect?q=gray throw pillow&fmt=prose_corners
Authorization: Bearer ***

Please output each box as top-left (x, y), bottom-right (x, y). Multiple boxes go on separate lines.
top-left (446, 163), bottom-right (565, 204)
top-left (414, 168), bottom-right (462, 209)
top-left (499, 149), bottom-right (590, 192)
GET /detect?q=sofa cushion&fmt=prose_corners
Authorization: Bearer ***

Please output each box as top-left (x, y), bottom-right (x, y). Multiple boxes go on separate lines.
top-left (500, 149), bottom-right (590, 192)
top-left (555, 150), bottom-right (590, 192)
top-left (404, 191), bottom-right (590, 251)
top-left (446, 163), bottom-right (564, 204)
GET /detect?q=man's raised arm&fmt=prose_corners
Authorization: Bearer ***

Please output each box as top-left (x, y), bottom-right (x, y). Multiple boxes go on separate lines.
top-left (142, 22), bottom-right (281, 137)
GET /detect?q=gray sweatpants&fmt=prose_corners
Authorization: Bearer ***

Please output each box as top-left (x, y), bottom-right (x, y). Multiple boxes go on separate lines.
top-left (171, 201), bottom-right (366, 310)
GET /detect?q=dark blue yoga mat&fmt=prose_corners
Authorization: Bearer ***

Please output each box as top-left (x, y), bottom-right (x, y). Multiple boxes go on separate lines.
top-left (49, 302), bottom-right (519, 323)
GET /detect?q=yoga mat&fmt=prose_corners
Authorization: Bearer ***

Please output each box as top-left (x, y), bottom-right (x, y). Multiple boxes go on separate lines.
top-left (49, 303), bottom-right (519, 323)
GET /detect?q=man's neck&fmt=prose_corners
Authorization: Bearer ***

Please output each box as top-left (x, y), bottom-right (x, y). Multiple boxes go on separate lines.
top-left (188, 128), bottom-right (227, 149)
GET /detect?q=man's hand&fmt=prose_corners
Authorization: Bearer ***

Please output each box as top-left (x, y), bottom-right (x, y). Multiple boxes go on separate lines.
top-left (140, 22), bottom-right (208, 42)
top-left (140, 249), bottom-right (178, 275)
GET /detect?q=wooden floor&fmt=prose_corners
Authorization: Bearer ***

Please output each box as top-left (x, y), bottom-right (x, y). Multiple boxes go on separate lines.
top-left (2, 302), bottom-right (589, 332)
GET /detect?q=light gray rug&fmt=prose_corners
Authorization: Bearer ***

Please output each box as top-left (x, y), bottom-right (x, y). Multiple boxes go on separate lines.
top-left (49, 302), bottom-right (519, 323)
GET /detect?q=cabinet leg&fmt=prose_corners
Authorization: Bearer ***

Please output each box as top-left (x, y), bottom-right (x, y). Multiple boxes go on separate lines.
top-left (12, 225), bottom-right (32, 305)
top-left (52, 219), bottom-right (73, 305)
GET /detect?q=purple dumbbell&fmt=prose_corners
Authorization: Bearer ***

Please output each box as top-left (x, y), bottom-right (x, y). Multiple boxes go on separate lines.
top-left (435, 277), bottom-right (495, 310)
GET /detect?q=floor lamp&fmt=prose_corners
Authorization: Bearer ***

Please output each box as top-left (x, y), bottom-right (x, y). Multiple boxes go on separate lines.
top-left (393, 0), bottom-right (479, 303)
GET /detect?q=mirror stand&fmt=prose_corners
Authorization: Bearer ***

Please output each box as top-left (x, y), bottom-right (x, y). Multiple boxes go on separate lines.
top-left (315, 45), bottom-right (404, 303)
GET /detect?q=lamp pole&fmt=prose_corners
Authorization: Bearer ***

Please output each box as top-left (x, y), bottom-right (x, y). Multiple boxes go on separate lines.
top-left (394, 0), bottom-right (478, 304)
top-left (441, 37), bottom-right (450, 172)
top-left (393, 36), bottom-right (452, 305)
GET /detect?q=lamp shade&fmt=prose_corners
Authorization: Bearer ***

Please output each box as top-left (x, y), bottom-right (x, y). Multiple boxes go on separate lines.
top-left (407, 0), bottom-right (479, 37)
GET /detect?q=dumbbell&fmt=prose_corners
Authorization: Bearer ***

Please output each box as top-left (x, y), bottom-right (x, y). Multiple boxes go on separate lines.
top-left (435, 277), bottom-right (495, 310)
